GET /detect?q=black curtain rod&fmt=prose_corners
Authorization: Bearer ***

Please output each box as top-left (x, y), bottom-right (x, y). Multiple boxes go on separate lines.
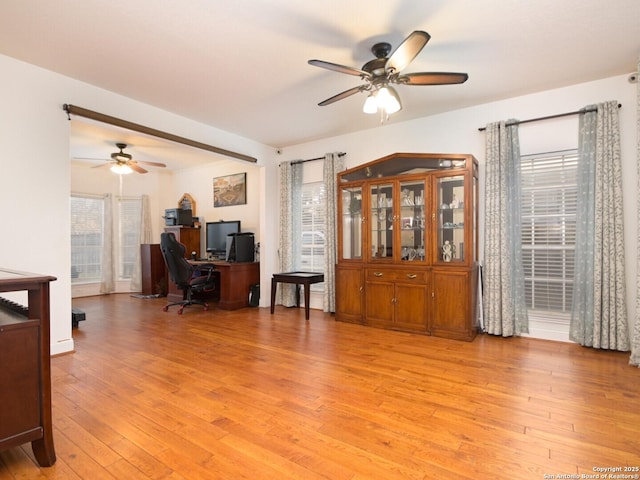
top-left (477, 104), bottom-right (622, 132)
top-left (290, 152), bottom-right (346, 165)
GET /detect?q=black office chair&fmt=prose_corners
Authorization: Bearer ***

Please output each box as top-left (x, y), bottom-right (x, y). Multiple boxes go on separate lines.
top-left (160, 232), bottom-right (216, 314)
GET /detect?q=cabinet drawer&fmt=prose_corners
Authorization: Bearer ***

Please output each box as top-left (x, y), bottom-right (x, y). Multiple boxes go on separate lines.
top-left (366, 269), bottom-right (427, 283)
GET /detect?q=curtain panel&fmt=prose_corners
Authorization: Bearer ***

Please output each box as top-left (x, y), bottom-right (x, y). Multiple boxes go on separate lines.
top-left (278, 161), bottom-right (302, 306)
top-left (322, 152), bottom-right (344, 313)
top-left (632, 57), bottom-right (640, 366)
top-left (483, 121), bottom-right (528, 336)
top-left (130, 194), bottom-right (152, 292)
top-left (100, 193), bottom-right (115, 294)
top-left (570, 101), bottom-right (629, 351)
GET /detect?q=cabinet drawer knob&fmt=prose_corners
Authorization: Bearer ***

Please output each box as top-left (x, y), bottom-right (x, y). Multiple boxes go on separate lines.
top-left (406, 274), bottom-right (417, 279)
top-left (374, 272), bottom-right (383, 277)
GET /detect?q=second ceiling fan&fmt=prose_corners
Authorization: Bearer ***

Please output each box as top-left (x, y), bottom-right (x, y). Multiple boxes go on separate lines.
top-left (308, 30), bottom-right (468, 115)
top-left (94, 143), bottom-right (167, 174)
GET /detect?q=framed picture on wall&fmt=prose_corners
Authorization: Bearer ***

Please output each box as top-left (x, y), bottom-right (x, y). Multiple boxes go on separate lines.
top-left (213, 172), bottom-right (247, 207)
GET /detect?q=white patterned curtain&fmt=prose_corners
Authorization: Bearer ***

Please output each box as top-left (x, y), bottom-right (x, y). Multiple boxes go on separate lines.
top-left (322, 152), bottom-right (344, 313)
top-left (570, 101), bottom-right (629, 351)
top-left (483, 121), bottom-right (528, 336)
top-left (278, 161), bottom-right (302, 306)
top-left (632, 59), bottom-right (640, 366)
top-left (130, 194), bottom-right (152, 292)
top-left (100, 193), bottom-right (115, 294)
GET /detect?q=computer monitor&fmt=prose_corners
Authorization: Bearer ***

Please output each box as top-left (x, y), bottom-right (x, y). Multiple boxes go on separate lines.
top-left (205, 220), bottom-right (241, 257)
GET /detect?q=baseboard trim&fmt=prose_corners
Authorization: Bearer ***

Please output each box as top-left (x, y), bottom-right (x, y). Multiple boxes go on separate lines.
top-left (51, 338), bottom-right (75, 356)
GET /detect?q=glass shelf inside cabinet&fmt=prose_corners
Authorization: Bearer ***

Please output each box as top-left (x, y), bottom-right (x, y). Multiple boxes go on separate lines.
top-left (399, 179), bottom-right (426, 262)
top-left (370, 182), bottom-right (394, 259)
top-left (437, 175), bottom-right (465, 263)
top-left (341, 186), bottom-right (362, 260)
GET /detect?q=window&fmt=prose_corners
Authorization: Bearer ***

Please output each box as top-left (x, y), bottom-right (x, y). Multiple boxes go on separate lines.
top-left (70, 195), bottom-right (104, 284)
top-left (118, 198), bottom-right (142, 280)
top-left (520, 150), bottom-right (577, 322)
top-left (71, 194), bottom-right (142, 285)
top-left (300, 181), bottom-right (326, 291)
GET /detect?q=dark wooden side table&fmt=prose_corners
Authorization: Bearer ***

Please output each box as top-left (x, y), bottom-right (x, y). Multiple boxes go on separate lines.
top-left (270, 272), bottom-right (325, 320)
top-left (0, 268), bottom-right (57, 467)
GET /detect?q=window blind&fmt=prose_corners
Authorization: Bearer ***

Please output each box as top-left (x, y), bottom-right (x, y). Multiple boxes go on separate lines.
top-left (70, 195), bottom-right (104, 283)
top-left (520, 150), bottom-right (577, 319)
top-left (300, 182), bottom-right (326, 291)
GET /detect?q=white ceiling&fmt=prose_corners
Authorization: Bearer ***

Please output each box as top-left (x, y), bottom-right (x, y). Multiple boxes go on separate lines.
top-left (0, 0), bottom-right (638, 169)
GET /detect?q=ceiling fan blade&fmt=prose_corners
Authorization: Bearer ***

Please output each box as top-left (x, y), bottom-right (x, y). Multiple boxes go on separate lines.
top-left (74, 156), bottom-right (108, 162)
top-left (128, 162), bottom-right (148, 174)
top-left (397, 72), bottom-right (469, 85)
top-left (385, 30), bottom-right (431, 74)
top-left (308, 59), bottom-right (370, 78)
top-left (91, 162), bottom-right (112, 169)
top-left (318, 85), bottom-right (368, 106)
top-left (136, 160), bottom-right (167, 168)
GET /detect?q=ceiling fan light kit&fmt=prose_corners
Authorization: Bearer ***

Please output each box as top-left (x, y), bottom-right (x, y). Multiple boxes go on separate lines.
top-left (309, 30), bottom-right (468, 119)
top-left (363, 85), bottom-right (402, 115)
top-left (110, 163), bottom-right (133, 175)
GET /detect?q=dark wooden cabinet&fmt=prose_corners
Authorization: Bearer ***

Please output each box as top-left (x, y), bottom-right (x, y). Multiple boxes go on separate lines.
top-left (164, 226), bottom-right (201, 259)
top-left (140, 243), bottom-right (166, 295)
top-left (336, 153), bottom-right (479, 341)
top-left (0, 269), bottom-right (56, 466)
top-left (0, 314), bottom-right (40, 441)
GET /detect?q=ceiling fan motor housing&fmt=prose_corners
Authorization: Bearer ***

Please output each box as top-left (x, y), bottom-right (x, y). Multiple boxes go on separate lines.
top-left (111, 143), bottom-right (132, 162)
top-left (362, 42), bottom-right (392, 76)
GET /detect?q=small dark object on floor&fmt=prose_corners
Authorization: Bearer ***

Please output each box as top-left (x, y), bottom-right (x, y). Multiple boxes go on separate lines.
top-left (72, 308), bottom-right (86, 328)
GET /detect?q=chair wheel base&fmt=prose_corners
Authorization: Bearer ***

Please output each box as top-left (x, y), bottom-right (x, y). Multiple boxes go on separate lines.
top-left (162, 300), bottom-right (209, 314)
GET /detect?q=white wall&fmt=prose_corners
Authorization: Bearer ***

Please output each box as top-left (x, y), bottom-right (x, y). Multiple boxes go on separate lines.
top-left (171, 159), bottom-right (262, 243)
top-left (276, 74), bottom-right (638, 342)
top-left (0, 53), bottom-right (273, 355)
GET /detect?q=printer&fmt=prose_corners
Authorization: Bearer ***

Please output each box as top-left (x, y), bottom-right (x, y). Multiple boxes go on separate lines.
top-left (164, 208), bottom-right (193, 226)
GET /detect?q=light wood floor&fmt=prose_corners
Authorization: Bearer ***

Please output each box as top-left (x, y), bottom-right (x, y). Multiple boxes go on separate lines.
top-left (1, 294), bottom-right (639, 479)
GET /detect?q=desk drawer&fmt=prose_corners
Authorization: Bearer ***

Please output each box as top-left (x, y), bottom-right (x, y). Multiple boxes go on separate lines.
top-left (366, 269), bottom-right (427, 283)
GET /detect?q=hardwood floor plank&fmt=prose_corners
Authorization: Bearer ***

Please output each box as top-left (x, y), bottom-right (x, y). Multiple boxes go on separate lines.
top-left (51, 429), bottom-right (118, 480)
top-left (1, 294), bottom-right (638, 479)
top-left (107, 437), bottom-right (173, 479)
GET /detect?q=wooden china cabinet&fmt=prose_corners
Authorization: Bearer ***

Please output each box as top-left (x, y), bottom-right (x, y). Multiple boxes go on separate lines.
top-left (336, 153), bottom-right (479, 341)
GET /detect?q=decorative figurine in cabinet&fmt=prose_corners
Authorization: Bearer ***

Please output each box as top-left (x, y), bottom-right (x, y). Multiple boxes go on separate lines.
top-left (336, 153), bottom-right (479, 341)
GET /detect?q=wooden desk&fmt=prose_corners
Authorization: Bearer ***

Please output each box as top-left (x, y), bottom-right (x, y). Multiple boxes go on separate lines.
top-left (270, 272), bottom-right (325, 320)
top-left (182, 261), bottom-right (260, 310)
top-left (0, 268), bottom-right (56, 467)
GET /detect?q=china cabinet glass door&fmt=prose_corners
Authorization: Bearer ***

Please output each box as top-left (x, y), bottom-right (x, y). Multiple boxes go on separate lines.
top-left (437, 175), bottom-right (466, 263)
top-left (369, 182), bottom-right (394, 260)
top-left (340, 185), bottom-right (363, 260)
top-left (399, 179), bottom-right (427, 262)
